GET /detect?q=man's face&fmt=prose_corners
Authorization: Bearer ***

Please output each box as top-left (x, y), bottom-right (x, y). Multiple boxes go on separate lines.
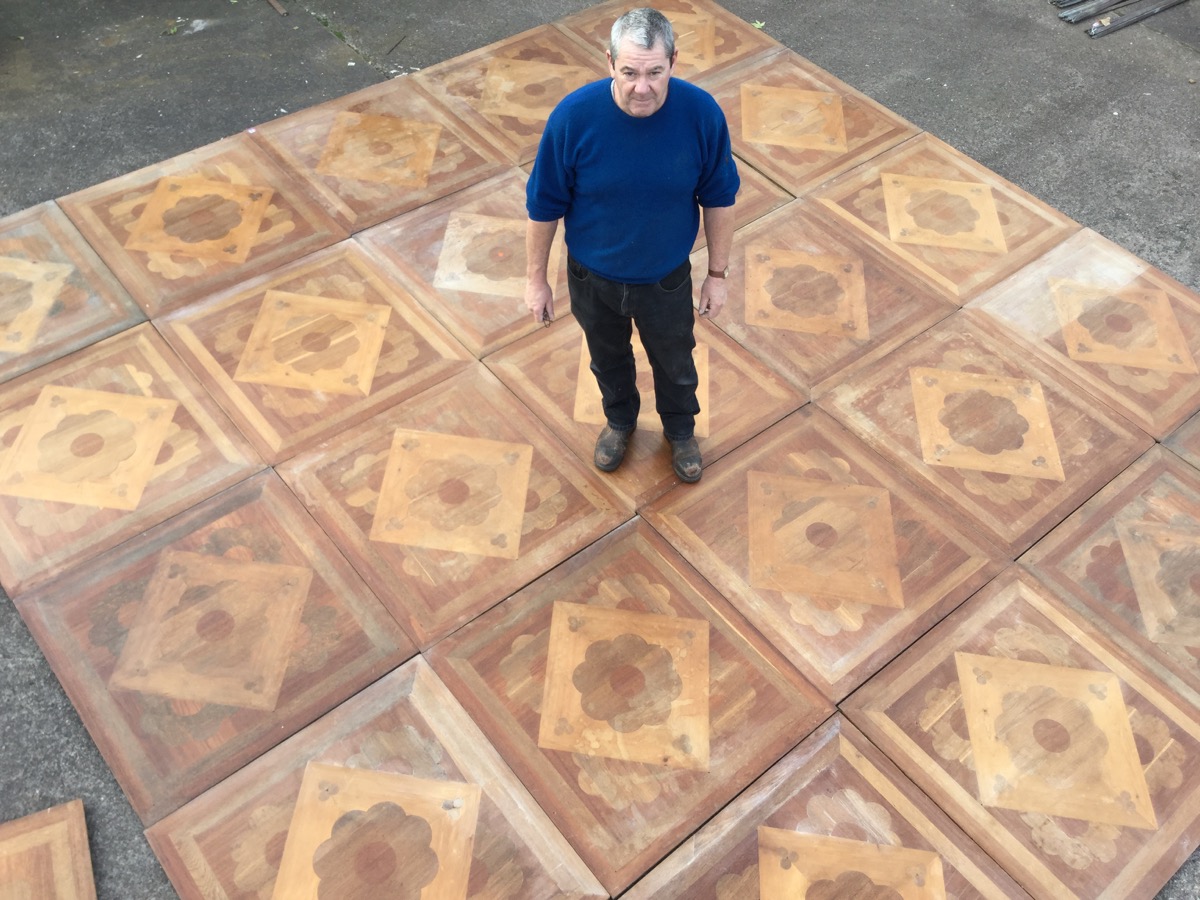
top-left (606, 36), bottom-right (677, 118)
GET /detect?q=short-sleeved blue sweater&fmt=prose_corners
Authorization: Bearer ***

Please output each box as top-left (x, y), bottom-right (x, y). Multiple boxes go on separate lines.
top-left (526, 77), bottom-right (739, 285)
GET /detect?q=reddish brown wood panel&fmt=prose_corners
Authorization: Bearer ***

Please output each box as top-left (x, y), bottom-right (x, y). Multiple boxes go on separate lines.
top-left (817, 313), bottom-right (1153, 556)
top-left (58, 135), bottom-right (347, 317)
top-left (157, 240), bottom-right (473, 465)
top-left (145, 658), bottom-right (606, 899)
top-left (644, 405), bottom-right (1004, 702)
top-left (811, 133), bottom-right (1080, 304)
top-left (0, 202), bottom-right (143, 385)
top-left (843, 566), bottom-right (1200, 900)
top-left (695, 160), bottom-right (794, 251)
top-left (0, 323), bottom-right (262, 595)
top-left (249, 77), bottom-right (508, 233)
top-left (0, 799), bottom-right (96, 900)
top-left (427, 518), bottom-right (832, 895)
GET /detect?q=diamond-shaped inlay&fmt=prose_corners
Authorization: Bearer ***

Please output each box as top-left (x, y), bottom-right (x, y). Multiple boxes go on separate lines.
top-left (0, 384), bottom-right (178, 510)
top-left (108, 550), bottom-right (312, 710)
top-left (955, 651), bottom-right (1156, 829)
top-left (1051, 278), bottom-right (1197, 374)
top-left (669, 12), bottom-right (718, 71)
top-left (538, 601), bottom-right (710, 770)
top-left (572, 338), bottom-right (712, 438)
top-left (882, 173), bottom-right (1008, 254)
top-left (740, 84), bottom-right (849, 153)
top-left (233, 290), bottom-right (392, 397)
top-left (743, 244), bottom-right (868, 338)
top-left (369, 428), bottom-right (533, 559)
top-left (1116, 520), bottom-right (1200, 648)
top-left (0, 255), bottom-right (75, 353)
top-left (747, 471), bottom-right (904, 609)
top-left (757, 829), bottom-right (946, 900)
top-left (273, 761), bottom-right (481, 900)
top-left (477, 57), bottom-right (595, 122)
top-left (315, 111), bottom-right (443, 188)
top-left (909, 367), bottom-right (1065, 480)
top-left (124, 175), bottom-right (274, 264)
top-left (432, 211), bottom-right (545, 299)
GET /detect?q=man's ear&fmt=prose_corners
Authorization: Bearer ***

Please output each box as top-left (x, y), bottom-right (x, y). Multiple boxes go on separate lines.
top-left (670, 48), bottom-right (679, 69)
top-left (606, 49), bottom-right (615, 71)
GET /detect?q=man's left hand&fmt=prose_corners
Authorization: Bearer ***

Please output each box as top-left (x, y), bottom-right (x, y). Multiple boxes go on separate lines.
top-left (698, 275), bottom-right (727, 319)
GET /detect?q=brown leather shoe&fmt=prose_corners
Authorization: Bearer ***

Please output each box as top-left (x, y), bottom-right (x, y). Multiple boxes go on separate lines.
top-left (594, 425), bottom-right (633, 472)
top-left (669, 435), bottom-right (702, 483)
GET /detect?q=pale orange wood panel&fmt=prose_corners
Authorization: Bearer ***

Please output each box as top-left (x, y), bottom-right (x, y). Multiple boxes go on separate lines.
top-left (0, 799), bottom-right (96, 900)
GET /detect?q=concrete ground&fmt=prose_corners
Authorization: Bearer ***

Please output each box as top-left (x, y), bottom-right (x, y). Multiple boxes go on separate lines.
top-left (0, 0), bottom-right (1197, 896)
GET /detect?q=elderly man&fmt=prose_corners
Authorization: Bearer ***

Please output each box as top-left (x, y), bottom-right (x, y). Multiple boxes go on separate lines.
top-left (524, 7), bottom-right (739, 483)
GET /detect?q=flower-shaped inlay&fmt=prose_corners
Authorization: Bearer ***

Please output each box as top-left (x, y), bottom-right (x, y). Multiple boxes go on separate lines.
top-left (462, 227), bottom-right (526, 283)
top-left (161, 194), bottom-right (243, 244)
top-left (312, 802), bottom-right (439, 900)
top-left (572, 632), bottom-right (682, 733)
top-left (881, 173), bottom-right (1007, 254)
top-left (36, 409), bottom-right (137, 482)
top-left (1077, 295), bottom-right (1156, 350)
top-left (270, 314), bottom-right (361, 373)
top-left (905, 189), bottom-right (979, 237)
top-left (806, 872), bottom-right (902, 900)
top-left (767, 265), bottom-right (842, 318)
top-left (757, 830), bottom-right (944, 900)
top-left (938, 388), bottom-right (1028, 455)
top-left (744, 246), bottom-right (868, 339)
top-left (124, 175), bottom-right (273, 264)
top-left (407, 453), bottom-right (503, 532)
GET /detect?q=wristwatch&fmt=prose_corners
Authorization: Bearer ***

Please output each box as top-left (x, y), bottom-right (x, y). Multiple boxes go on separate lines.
top-left (707, 265), bottom-right (729, 279)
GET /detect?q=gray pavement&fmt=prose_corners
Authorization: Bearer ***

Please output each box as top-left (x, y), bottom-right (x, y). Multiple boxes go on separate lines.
top-left (1, 0), bottom-right (1198, 896)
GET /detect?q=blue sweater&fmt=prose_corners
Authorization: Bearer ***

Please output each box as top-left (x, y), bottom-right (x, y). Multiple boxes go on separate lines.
top-left (526, 78), bottom-right (739, 284)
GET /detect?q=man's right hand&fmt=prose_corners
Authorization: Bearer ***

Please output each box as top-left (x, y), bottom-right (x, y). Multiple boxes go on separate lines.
top-left (525, 278), bottom-right (555, 327)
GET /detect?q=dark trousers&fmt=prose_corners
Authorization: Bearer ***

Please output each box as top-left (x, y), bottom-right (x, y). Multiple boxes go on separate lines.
top-left (567, 254), bottom-right (699, 441)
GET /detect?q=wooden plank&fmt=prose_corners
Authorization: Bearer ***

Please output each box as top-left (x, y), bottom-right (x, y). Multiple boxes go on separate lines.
top-left (0, 799), bottom-right (96, 900)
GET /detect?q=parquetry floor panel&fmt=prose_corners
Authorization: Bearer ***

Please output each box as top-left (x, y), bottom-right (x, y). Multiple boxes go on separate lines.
top-left (0, 202), bottom-right (143, 385)
top-left (624, 714), bottom-right (1031, 899)
top-left (644, 406), bottom-right (1004, 702)
top-left (967, 228), bottom-right (1200, 439)
top-left (843, 566), bottom-right (1200, 900)
top-left (145, 657), bottom-right (606, 900)
top-left (58, 135), bottom-right (347, 317)
top-left (811, 133), bottom-right (1080, 304)
top-left (0, 799), bottom-right (96, 900)
top-left (277, 364), bottom-right (630, 648)
top-left (249, 77), bottom-right (508, 233)
top-left (157, 240), bottom-right (474, 465)
top-left (427, 518), bottom-right (832, 895)
top-left (0, 323), bottom-right (262, 595)
top-left (817, 312), bottom-right (1153, 556)
top-left (13, 470), bottom-right (414, 825)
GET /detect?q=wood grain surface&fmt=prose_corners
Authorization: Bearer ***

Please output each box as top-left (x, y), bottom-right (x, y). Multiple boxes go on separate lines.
top-left (0, 799), bottom-right (96, 900)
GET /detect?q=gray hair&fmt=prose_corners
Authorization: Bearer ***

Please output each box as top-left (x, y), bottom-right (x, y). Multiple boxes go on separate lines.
top-left (609, 8), bottom-right (675, 61)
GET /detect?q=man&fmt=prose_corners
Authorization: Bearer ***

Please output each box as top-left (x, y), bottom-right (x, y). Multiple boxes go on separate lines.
top-left (524, 7), bottom-right (738, 483)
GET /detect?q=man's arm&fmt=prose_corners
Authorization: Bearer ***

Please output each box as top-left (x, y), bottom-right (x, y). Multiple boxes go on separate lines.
top-left (698, 204), bottom-right (735, 318)
top-left (524, 218), bottom-right (560, 326)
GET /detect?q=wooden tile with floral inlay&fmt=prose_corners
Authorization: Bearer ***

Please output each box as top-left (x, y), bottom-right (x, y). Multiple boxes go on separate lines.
top-left (0, 799), bottom-right (96, 900)
top-left (0, 323), bottom-right (262, 595)
top-left (58, 135), bottom-right (346, 317)
top-left (810, 133), bottom-right (1079, 304)
top-left (158, 240), bottom-right (473, 465)
top-left (0, 203), bottom-right (143, 385)
top-left (359, 169), bottom-right (567, 358)
top-left (692, 198), bottom-right (957, 398)
top-left (427, 518), bottom-right (832, 895)
top-left (146, 657), bottom-right (606, 900)
top-left (843, 566), bottom-right (1200, 900)
top-left (966, 229), bottom-right (1200, 440)
top-left (13, 470), bottom-right (414, 825)
top-left (625, 714), bottom-right (1031, 899)
top-left (249, 77), bottom-right (508, 233)
top-left (698, 49), bottom-right (919, 198)
top-left (644, 406), bottom-right (1004, 701)
top-left (817, 313), bottom-right (1152, 557)
top-left (1022, 446), bottom-right (1200, 712)
top-left (485, 315), bottom-right (803, 510)
top-left (556, 0), bottom-right (783, 82)
top-left (412, 24), bottom-right (608, 165)
top-left (277, 364), bottom-right (630, 648)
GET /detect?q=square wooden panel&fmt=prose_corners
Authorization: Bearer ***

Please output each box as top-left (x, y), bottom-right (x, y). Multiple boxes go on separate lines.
top-left (817, 313), bottom-right (1152, 557)
top-left (485, 315), bottom-right (804, 510)
top-left (0, 799), bottom-right (96, 900)
top-left (146, 657), bottom-right (606, 900)
top-left (359, 170), bottom-right (568, 358)
top-left (12, 470), bottom-right (415, 825)
top-left (412, 24), bottom-right (608, 164)
top-left (699, 49), bottom-right (918, 197)
top-left (643, 405), bottom-right (1004, 701)
top-left (967, 229), bottom-right (1200, 439)
top-left (250, 77), bottom-right (508, 232)
top-left (427, 518), bottom-right (832, 895)
top-left (811, 133), bottom-right (1079, 304)
top-left (556, 0), bottom-right (783, 83)
top-left (842, 566), bottom-right (1200, 900)
top-left (692, 198), bottom-right (957, 397)
top-left (0, 202), bottom-right (143, 384)
top-left (1023, 446), bottom-right (1200, 712)
top-left (157, 240), bottom-right (473, 464)
top-left (0, 323), bottom-right (262, 595)
top-left (277, 364), bottom-right (630, 648)
top-left (58, 134), bottom-right (347, 316)
top-left (624, 715), bottom-right (1030, 899)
